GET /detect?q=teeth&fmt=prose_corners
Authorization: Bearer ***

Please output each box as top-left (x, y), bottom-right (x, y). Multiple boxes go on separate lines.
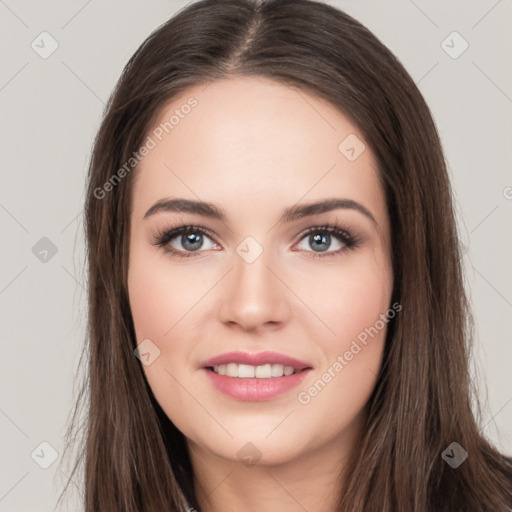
top-left (212, 363), bottom-right (297, 378)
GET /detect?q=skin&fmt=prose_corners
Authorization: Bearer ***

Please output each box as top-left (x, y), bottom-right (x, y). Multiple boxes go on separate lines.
top-left (127, 76), bottom-right (393, 512)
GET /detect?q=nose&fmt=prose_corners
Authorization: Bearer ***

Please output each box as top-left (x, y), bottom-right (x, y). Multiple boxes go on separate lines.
top-left (218, 245), bottom-right (291, 332)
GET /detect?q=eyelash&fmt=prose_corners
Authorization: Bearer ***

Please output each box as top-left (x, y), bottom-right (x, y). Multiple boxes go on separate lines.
top-left (152, 220), bottom-right (361, 259)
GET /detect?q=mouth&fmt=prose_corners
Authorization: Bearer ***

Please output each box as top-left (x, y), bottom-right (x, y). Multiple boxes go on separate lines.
top-left (200, 351), bottom-right (313, 401)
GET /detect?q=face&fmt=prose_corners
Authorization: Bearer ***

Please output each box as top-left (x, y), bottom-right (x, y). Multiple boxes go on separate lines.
top-left (127, 76), bottom-right (393, 470)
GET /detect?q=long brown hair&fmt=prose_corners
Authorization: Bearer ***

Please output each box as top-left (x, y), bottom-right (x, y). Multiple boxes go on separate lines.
top-left (57, 1), bottom-right (512, 510)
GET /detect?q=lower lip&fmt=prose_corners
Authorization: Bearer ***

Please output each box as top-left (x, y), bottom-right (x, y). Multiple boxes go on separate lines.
top-left (202, 368), bottom-right (312, 401)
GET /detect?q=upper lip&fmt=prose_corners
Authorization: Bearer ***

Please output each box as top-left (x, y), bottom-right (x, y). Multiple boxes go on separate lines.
top-left (201, 351), bottom-right (313, 371)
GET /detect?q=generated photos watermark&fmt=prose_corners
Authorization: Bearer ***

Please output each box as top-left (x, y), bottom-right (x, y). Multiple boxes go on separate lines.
top-left (93, 97), bottom-right (198, 200)
top-left (297, 301), bottom-right (402, 405)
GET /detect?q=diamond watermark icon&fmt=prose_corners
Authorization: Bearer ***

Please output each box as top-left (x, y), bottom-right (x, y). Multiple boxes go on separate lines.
top-left (236, 442), bottom-right (262, 467)
top-left (236, 236), bottom-right (263, 264)
top-left (134, 338), bottom-right (161, 366)
top-left (441, 441), bottom-right (468, 468)
top-left (31, 31), bottom-right (59, 59)
top-left (32, 237), bottom-right (58, 263)
top-left (31, 441), bottom-right (59, 469)
top-left (441, 31), bottom-right (468, 59)
top-left (338, 134), bottom-right (365, 162)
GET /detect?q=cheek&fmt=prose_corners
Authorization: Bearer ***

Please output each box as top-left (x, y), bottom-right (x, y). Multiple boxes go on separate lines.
top-left (128, 249), bottom-right (203, 341)
top-left (127, 249), bottom-right (210, 416)
top-left (129, 272), bottom-right (177, 341)
top-left (293, 252), bottom-right (393, 348)
top-left (291, 253), bottom-right (392, 411)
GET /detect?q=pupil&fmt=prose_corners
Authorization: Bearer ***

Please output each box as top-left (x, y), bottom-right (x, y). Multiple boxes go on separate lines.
top-left (311, 233), bottom-right (330, 252)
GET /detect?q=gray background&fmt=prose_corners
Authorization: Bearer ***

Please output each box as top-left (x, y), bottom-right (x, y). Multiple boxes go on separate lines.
top-left (1, 1), bottom-right (511, 510)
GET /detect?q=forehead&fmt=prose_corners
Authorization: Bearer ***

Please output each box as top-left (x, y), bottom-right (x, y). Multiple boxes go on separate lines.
top-left (131, 76), bottom-right (385, 223)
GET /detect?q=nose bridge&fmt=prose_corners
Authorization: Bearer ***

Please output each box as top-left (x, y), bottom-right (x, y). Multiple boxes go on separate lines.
top-left (233, 238), bottom-right (277, 303)
top-left (219, 236), bottom-right (289, 329)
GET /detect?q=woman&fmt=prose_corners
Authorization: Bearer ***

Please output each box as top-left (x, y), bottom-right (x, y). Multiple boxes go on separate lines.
top-left (58, 0), bottom-right (512, 510)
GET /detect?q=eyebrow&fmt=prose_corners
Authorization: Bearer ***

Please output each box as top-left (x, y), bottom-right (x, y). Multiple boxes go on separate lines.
top-left (143, 197), bottom-right (378, 226)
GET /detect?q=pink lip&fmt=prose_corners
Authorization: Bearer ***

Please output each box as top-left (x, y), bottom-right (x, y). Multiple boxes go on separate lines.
top-left (203, 367), bottom-right (312, 401)
top-left (200, 351), bottom-right (312, 371)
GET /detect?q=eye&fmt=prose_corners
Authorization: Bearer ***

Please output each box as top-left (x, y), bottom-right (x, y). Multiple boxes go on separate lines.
top-left (153, 225), bottom-right (220, 258)
top-left (153, 221), bottom-right (360, 259)
top-left (294, 223), bottom-right (359, 258)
